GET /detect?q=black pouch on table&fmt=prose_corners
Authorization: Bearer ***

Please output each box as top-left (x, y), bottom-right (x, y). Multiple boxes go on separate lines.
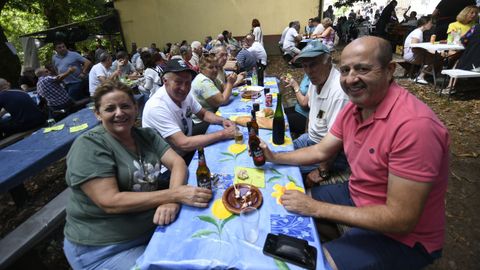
top-left (263, 233), bottom-right (317, 270)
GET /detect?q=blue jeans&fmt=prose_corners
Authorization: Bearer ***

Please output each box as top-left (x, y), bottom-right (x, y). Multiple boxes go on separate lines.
top-left (63, 233), bottom-right (151, 270)
top-left (293, 133), bottom-right (319, 174)
top-left (66, 81), bottom-right (87, 101)
top-left (293, 134), bottom-right (349, 174)
top-left (313, 182), bottom-right (442, 270)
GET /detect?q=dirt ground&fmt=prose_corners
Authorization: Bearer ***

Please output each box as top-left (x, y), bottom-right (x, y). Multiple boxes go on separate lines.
top-left (0, 54), bottom-right (479, 270)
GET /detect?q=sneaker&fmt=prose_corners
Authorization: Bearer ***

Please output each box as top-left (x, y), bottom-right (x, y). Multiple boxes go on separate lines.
top-left (416, 78), bottom-right (428, 85)
top-left (440, 87), bottom-right (456, 95)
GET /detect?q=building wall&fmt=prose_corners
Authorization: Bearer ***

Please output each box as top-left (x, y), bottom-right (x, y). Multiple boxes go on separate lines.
top-left (114, 0), bottom-right (319, 54)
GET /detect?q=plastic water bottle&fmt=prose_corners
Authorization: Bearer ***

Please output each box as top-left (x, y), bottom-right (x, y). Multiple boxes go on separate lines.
top-left (251, 67), bottom-right (258, 86)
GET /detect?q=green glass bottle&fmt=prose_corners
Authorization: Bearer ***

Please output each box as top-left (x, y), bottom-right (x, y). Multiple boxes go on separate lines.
top-left (272, 93), bottom-right (285, 145)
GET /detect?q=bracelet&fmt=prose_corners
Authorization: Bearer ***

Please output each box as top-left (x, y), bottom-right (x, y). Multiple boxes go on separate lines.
top-left (294, 87), bottom-right (300, 93)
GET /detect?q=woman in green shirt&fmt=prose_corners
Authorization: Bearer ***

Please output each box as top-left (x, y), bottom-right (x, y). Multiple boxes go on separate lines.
top-left (63, 81), bottom-right (212, 270)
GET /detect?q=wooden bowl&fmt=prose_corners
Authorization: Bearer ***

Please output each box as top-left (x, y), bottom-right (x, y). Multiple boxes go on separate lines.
top-left (222, 183), bottom-right (263, 214)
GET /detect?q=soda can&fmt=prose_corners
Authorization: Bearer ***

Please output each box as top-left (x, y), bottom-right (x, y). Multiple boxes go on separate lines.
top-left (430, 34), bottom-right (436, 44)
top-left (265, 93), bottom-right (272, 107)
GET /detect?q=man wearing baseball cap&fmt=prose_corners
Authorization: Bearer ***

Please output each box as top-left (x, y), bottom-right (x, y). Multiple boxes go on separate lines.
top-left (142, 58), bottom-right (235, 164)
top-left (284, 40), bottom-right (349, 183)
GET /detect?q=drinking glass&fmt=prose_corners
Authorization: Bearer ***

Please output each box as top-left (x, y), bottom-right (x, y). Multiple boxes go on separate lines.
top-left (240, 206), bottom-right (259, 243)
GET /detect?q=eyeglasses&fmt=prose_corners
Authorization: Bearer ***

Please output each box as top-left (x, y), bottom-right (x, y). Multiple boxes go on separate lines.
top-left (181, 114), bottom-right (189, 135)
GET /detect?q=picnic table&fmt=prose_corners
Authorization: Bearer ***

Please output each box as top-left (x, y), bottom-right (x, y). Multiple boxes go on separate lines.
top-left (135, 77), bottom-right (331, 270)
top-left (0, 107), bottom-right (99, 197)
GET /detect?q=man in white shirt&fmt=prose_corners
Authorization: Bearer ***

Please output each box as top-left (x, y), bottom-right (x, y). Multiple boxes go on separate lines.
top-left (190, 41), bottom-right (202, 68)
top-left (284, 40), bottom-right (349, 179)
top-left (311, 17), bottom-right (325, 37)
top-left (282, 21), bottom-right (303, 63)
top-left (245, 34), bottom-right (267, 66)
top-left (142, 59), bottom-right (235, 164)
top-left (278, 21), bottom-right (294, 51)
top-left (88, 52), bottom-right (121, 96)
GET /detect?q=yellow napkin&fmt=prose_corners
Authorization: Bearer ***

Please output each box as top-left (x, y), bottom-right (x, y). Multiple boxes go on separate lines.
top-left (240, 98), bottom-right (250, 102)
top-left (215, 111), bottom-right (222, 116)
top-left (265, 81), bottom-right (276, 86)
top-left (269, 136), bottom-right (293, 146)
top-left (234, 166), bottom-right (265, 188)
top-left (272, 93), bottom-right (278, 98)
top-left (271, 182), bottom-right (305, 205)
top-left (69, 123), bottom-right (88, 133)
top-left (43, 124), bottom-right (65, 133)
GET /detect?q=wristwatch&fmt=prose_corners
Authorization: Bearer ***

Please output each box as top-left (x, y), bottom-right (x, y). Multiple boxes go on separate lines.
top-left (294, 87), bottom-right (300, 93)
top-left (318, 168), bottom-right (330, 179)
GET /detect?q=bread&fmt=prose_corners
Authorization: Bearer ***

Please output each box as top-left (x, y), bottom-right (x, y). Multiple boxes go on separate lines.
top-left (234, 116), bottom-right (273, 129)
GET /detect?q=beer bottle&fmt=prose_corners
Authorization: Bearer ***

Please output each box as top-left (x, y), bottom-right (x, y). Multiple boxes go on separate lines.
top-left (196, 147), bottom-right (211, 189)
top-left (247, 122), bottom-right (266, 166)
top-left (272, 93), bottom-right (285, 145)
top-left (250, 110), bottom-right (259, 135)
top-left (257, 64), bottom-right (264, 87)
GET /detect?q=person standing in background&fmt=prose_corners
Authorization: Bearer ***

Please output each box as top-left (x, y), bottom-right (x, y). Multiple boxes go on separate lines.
top-left (251, 18), bottom-right (263, 46)
top-left (52, 41), bottom-right (92, 101)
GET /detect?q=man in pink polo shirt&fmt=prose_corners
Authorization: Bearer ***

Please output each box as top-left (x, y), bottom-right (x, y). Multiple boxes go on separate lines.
top-left (261, 36), bottom-right (449, 270)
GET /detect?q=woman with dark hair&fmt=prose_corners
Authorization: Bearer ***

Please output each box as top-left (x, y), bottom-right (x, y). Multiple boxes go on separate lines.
top-left (63, 81), bottom-right (211, 270)
top-left (251, 18), bottom-right (263, 45)
top-left (374, 0), bottom-right (398, 38)
top-left (139, 51), bottom-right (162, 97)
top-left (403, 16), bottom-right (439, 84)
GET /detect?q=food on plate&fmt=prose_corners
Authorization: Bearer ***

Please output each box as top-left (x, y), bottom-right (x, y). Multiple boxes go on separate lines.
top-left (237, 169), bottom-right (249, 180)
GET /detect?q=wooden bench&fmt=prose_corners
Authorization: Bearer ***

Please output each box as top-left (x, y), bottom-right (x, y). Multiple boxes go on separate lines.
top-left (0, 188), bottom-right (71, 269)
top-left (440, 69), bottom-right (480, 99)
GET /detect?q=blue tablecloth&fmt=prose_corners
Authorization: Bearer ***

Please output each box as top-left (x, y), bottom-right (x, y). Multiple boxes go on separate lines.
top-left (136, 78), bottom-right (330, 270)
top-left (0, 107), bottom-right (99, 193)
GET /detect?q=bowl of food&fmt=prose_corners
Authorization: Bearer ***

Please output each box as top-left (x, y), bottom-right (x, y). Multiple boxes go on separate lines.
top-left (222, 183), bottom-right (263, 214)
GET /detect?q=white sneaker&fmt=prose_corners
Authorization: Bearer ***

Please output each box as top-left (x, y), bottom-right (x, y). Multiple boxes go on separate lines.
top-left (416, 78), bottom-right (428, 85)
top-left (441, 87), bottom-right (456, 95)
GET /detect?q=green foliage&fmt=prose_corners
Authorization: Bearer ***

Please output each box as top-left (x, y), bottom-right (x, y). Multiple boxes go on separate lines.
top-left (0, 3), bottom-right (46, 61)
top-left (0, 0), bottom-right (109, 64)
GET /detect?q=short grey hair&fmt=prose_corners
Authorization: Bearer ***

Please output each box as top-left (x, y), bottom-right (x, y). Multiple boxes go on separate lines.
top-left (191, 41), bottom-right (202, 49)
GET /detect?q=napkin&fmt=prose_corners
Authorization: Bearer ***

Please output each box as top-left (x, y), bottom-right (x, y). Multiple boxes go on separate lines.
top-left (265, 81), bottom-right (276, 86)
top-left (69, 123), bottom-right (88, 133)
top-left (234, 166), bottom-right (265, 188)
top-left (44, 124), bottom-right (65, 133)
top-left (269, 136), bottom-right (293, 146)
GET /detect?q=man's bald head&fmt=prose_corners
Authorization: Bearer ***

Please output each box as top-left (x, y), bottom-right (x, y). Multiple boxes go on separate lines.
top-left (343, 36), bottom-right (392, 68)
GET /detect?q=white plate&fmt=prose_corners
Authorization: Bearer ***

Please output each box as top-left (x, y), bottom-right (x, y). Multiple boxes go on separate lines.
top-left (241, 86), bottom-right (263, 92)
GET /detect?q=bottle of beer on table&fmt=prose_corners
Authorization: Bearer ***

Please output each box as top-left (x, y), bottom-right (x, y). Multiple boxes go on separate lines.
top-left (272, 93), bottom-right (285, 145)
top-left (247, 122), bottom-right (266, 166)
top-left (250, 110), bottom-right (259, 135)
top-left (257, 64), bottom-right (264, 87)
top-left (196, 147), bottom-right (211, 189)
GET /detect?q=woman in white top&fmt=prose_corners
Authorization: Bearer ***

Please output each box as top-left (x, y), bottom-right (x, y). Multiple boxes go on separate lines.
top-left (139, 51), bottom-right (162, 97)
top-left (251, 18), bottom-right (263, 46)
top-left (403, 16), bottom-right (438, 85)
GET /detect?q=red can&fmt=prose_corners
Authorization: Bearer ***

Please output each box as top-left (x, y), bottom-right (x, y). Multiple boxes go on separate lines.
top-left (265, 93), bottom-right (272, 107)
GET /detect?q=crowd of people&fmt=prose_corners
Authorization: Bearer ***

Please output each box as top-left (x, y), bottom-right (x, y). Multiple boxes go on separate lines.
top-left (2, 1), bottom-right (479, 268)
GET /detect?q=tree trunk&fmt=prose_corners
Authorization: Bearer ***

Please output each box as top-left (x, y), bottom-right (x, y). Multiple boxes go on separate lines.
top-left (0, 0), bottom-right (22, 88)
